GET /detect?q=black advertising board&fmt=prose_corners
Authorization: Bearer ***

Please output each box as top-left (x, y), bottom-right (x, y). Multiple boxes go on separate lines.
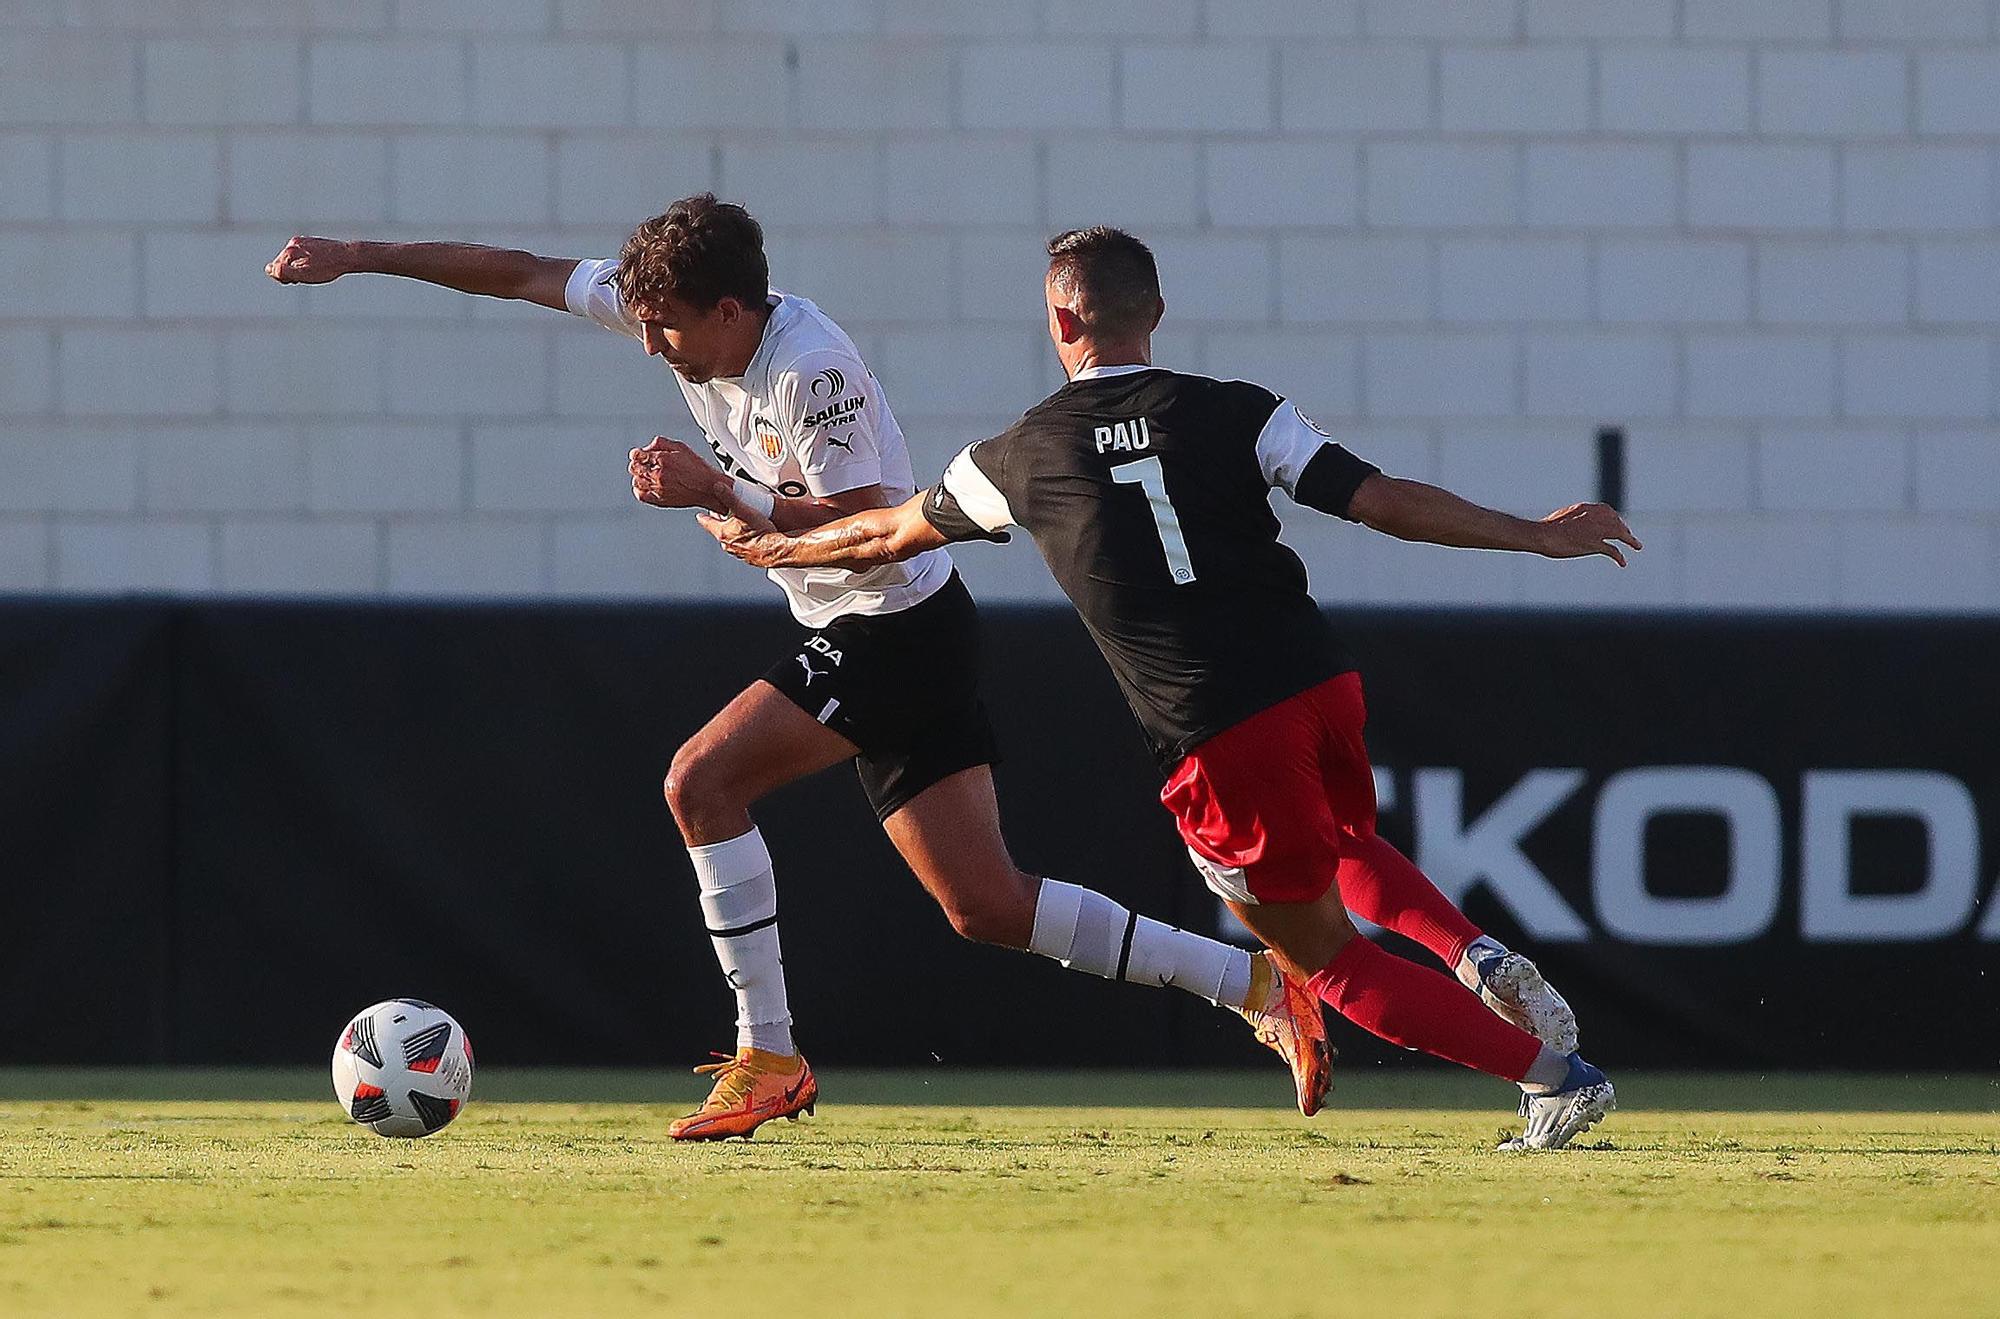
top-left (1, 600), bottom-right (1993, 1071)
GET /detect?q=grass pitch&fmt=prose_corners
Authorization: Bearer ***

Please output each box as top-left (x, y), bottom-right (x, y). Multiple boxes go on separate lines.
top-left (1, 1071), bottom-right (1995, 1319)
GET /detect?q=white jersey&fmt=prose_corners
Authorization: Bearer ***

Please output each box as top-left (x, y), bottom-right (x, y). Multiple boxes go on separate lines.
top-left (566, 259), bottom-right (953, 628)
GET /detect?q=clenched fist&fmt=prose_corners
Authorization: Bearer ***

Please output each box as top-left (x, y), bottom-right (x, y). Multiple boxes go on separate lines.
top-left (630, 436), bottom-right (732, 513)
top-left (266, 236), bottom-right (355, 284)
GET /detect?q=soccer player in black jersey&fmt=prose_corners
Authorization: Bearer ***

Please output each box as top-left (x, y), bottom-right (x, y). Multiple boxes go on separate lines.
top-left (701, 227), bottom-right (1641, 1149)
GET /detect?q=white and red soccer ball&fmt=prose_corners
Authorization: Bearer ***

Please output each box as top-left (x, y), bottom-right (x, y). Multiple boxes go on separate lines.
top-left (331, 999), bottom-right (474, 1138)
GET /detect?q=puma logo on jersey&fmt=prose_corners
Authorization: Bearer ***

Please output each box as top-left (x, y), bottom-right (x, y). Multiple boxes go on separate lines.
top-left (1094, 417), bottom-right (1153, 453)
top-left (795, 654), bottom-right (829, 686)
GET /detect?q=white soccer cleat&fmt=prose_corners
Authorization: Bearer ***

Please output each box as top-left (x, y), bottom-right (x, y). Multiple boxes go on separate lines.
top-left (1500, 1056), bottom-right (1614, 1151)
top-left (1463, 949), bottom-right (1580, 1056)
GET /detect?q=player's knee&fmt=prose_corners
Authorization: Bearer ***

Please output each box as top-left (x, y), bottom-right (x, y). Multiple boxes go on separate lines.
top-left (942, 901), bottom-right (1021, 948)
top-left (1319, 914), bottom-right (1358, 959)
top-left (663, 740), bottom-right (729, 824)
top-left (1289, 905), bottom-right (1357, 971)
top-left (939, 874), bottom-right (1036, 948)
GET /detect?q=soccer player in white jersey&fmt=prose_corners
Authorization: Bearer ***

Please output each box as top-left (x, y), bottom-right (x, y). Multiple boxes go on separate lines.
top-left (267, 196), bottom-right (1329, 1139)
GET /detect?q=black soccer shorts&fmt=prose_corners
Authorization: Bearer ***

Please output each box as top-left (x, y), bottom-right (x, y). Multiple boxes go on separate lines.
top-left (760, 571), bottom-right (999, 822)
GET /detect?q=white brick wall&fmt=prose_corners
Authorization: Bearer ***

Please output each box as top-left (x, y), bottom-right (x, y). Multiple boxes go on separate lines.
top-left (1598, 239), bottom-right (1751, 323)
top-left (1687, 334), bottom-right (1837, 418)
top-left (61, 134), bottom-right (221, 223)
top-left (1123, 45), bottom-right (1274, 132)
top-left (1917, 240), bottom-right (2000, 322)
top-left (1524, 144), bottom-right (1677, 229)
top-left (797, 42), bottom-right (953, 133)
top-left (0, 331), bottom-right (54, 416)
top-left (1757, 51), bottom-right (1906, 138)
top-left (0, 2), bottom-right (1994, 612)
top-left (1438, 238), bottom-right (1589, 322)
top-left (1687, 145), bottom-right (1837, 230)
top-left (218, 518), bottom-right (378, 593)
top-left (1049, 140), bottom-right (1200, 229)
top-left (1525, 332), bottom-right (1678, 417)
top-left (886, 138), bottom-right (1039, 226)
top-left (145, 39), bottom-right (303, 127)
top-left (229, 134), bottom-right (392, 223)
top-left (1441, 48), bottom-right (1590, 135)
top-left (1918, 52), bottom-right (2000, 134)
top-left (470, 41), bottom-right (627, 129)
top-left (1844, 146), bottom-right (1991, 231)
top-left (308, 40), bottom-right (465, 126)
top-left (1600, 49), bottom-right (1750, 136)
top-left (1840, 0), bottom-right (1989, 43)
top-left (1755, 240), bottom-right (1909, 324)
top-left (1685, 0), bottom-right (1834, 42)
top-left (1367, 144), bottom-right (1518, 227)
top-left (1280, 236), bottom-right (1430, 321)
top-left (392, 134), bottom-right (552, 225)
top-left (1281, 46), bottom-right (1430, 133)
top-left (1208, 142), bottom-right (1359, 227)
top-left (0, 35), bottom-right (139, 124)
top-left (1526, 0), bottom-right (1675, 40)
top-left (1757, 427), bottom-right (1910, 511)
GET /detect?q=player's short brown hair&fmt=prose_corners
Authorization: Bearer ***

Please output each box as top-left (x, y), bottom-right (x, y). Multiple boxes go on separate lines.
top-left (616, 193), bottom-right (769, 312)
top-left (1046, 226), bottom-right (1163, 340)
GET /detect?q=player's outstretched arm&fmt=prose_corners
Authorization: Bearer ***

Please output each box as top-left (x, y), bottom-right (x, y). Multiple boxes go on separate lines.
top-left (266, 236), bottom-right (578, 311)
top-left (698, 494), bottom-right (946, 572)
top-left (1347, 474), bottom-right (1642, 567)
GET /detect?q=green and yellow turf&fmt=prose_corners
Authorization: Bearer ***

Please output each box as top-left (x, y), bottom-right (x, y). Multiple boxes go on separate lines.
top-left (1, 1070), bottom-right (1994, 1318)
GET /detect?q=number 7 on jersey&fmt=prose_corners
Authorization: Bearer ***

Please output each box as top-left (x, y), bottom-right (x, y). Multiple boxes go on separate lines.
top-left (1112, 456), bottom-right (1197, 585)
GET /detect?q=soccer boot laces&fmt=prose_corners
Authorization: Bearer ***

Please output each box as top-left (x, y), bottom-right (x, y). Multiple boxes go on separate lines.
top-left (667, 1047), bottom-right (817, 1141)
top-left (1236, 951), bottom-right (1335, 1117)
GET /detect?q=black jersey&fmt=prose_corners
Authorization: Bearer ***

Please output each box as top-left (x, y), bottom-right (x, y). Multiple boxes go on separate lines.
top-left (922, 365), bottom-right (1380, 768)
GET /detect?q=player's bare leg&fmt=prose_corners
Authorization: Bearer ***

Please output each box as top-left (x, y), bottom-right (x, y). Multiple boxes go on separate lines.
top-left (881, 766), bottom-right (1331, 1115)
top-left (666, 680), bottom-right (859, 846)
top-left (1226, 891), bottom-right (1613, 1149)
top-left (662, 681), bottom-right (855, 1140)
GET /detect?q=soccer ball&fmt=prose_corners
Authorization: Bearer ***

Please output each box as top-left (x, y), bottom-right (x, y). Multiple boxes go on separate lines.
top-left (331, 999), bottom-right (474, 1138)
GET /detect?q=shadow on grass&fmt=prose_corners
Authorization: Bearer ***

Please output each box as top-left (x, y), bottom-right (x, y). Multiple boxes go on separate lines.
top-left (0, 1068), bottom-right (1994, 1112)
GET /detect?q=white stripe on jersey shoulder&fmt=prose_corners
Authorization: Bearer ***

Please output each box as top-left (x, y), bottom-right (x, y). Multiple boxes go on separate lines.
top-left (564, 257), bottom-right (614, 314)
top-left (941, 444), bottom-right (1016, 533)
top-left (1254, 398), bottom-right (1336, 495)
top-left (1069, 362), bottom-right (1159, 381)
top-left (564, 257), bottom-right (644, 339)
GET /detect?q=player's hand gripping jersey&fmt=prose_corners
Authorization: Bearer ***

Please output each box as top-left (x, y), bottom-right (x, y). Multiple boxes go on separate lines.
top-left (922, 364), bottom-right (1380, 767)
top-left (567, 259), bottom-right (952, 628)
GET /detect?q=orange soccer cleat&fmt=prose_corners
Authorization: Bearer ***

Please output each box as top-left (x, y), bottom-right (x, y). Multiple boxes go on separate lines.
top-left (667, 1047), bottom-right (818, 1141)
top-left (1237, 951), bottom-right (1335, 1117)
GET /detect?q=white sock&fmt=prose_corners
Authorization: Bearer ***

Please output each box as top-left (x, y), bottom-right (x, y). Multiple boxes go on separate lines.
top-left (689, 828), bottom-right (794, 1056)
top-left (1028, 878), bottom-right (1255, 1010)
top-left (1519, 1045), bottom-right (1572, 1093)
top-left (1455, 934), bottom-right (1509, 992)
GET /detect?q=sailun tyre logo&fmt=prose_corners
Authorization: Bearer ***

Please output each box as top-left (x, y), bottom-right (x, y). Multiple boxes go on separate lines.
top-left (809, 367), bottom-right (847, 398)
